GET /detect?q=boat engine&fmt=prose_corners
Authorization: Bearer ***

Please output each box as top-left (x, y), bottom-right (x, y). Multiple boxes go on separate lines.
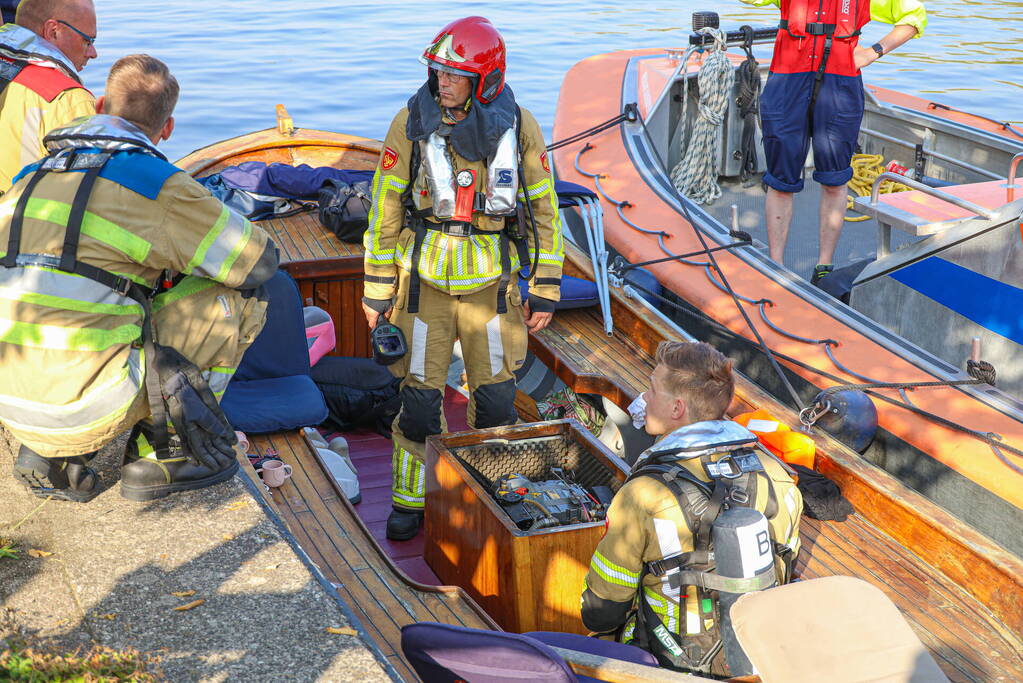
top-left (491, 468), bottom-right (614, 531)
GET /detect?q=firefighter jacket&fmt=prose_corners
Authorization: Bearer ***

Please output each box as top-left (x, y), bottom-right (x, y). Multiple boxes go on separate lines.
top-left (0, 24), bottom-right (95, 193)
top-left (582, 420), bottom-right (802, 639)
top-left (740, 0), bottom-right (927, 76)
top-left (0, 114), bottom-right (277, 457)
top-left (363, 104), bottom-right (564, 303)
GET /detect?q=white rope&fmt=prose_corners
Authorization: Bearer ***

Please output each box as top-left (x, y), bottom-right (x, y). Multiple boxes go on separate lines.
top-left (670, 28), bottom-right (734, 205)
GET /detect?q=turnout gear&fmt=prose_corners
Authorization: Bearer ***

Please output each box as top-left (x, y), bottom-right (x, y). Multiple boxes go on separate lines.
top-left (0, 24), bottom-right (95, 192)
top-left (153, 345), bottom-right (238, 470)
top-left (119, 423), bottom-right (237, 502)
top-left (386, 509), bottom-right (424, 541)
top-left (370, 22), bottom-right (562, 538)
top-left (13, 444), bottom-right (99, 502)
top-left (421, 16), bottom-right (506, 104)
top-left (0, 114), bottom-right (275, 463)
top-left (582, 421), bottom-right (802, 677)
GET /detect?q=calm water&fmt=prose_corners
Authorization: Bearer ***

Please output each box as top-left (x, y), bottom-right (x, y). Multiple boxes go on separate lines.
top-left (80, 1), bottom-right (1023, 162)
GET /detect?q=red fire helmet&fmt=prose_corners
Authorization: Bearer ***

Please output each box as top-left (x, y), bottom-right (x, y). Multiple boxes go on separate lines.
top-left (420, 16), bottom-right (506, 104)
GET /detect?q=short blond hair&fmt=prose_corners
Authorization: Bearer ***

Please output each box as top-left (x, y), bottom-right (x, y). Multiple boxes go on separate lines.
top-left (104, 55), bottom-right (179, 139)
top-left (16, 0), bottom-right (92, 34)
top-left (654, 341), bottom-right (734, 422)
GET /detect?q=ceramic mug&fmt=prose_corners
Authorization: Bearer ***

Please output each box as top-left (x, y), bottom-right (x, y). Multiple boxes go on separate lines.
top-left (259, 460), bottom-right (293, 487)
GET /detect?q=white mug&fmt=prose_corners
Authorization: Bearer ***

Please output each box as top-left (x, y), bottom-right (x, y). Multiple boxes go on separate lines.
top-left (258, 460), bottom-right (293, 487)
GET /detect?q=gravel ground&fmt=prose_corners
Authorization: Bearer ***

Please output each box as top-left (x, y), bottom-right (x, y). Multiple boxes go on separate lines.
top-left (0, 426), bottom-right (395, 682)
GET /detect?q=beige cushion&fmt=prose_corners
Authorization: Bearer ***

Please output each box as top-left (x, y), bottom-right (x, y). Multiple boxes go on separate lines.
top-left (731, 576), bottom-right (949, 683)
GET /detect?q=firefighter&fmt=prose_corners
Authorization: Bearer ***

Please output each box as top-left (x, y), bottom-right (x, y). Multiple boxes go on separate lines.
top-left (0, 54), bottom-right (278, 502)
top-left (740, 0), bottom-right (926, 284)
top-left (1, 0), bottom-right (99, 192)
top-left (581, 341), bottom-right (803, 676)
top-left (362, 16), bottom-right (564, 540)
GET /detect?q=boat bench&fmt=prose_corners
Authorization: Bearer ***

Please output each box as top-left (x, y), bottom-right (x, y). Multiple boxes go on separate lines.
top-left (853, 178), bottom-right (1022, 257)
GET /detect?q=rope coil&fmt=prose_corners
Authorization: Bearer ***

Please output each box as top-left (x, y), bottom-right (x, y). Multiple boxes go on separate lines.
top-left (670, 28), bottom-right (734, 205)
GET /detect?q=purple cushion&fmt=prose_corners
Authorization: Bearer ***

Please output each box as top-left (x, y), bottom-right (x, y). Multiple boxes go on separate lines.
top-left (525, 631), bottom-right (659, 682)
top-left (401, 622), bottom-right (578, 682)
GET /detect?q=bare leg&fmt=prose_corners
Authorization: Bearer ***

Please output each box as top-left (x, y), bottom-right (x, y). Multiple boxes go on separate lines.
top-left (818, 183), bottom-right (848, 265)
top-left (766, 187), bottom-right (794, 263)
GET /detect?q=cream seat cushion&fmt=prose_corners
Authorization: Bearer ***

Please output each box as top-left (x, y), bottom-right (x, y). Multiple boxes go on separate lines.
top-left (731, 575), bottom-right (949, 683)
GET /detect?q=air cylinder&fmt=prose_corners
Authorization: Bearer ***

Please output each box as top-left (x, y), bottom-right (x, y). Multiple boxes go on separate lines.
top-left (712, 506), bottom-right (776, 676)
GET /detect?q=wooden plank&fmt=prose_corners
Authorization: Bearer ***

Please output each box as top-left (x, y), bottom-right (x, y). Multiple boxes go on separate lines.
top-left (799, 520), bottom-right (991, 682)
top-left (386, 655), bottom-right (416, 683)
top-left (285, 434), bottom-right (469, 629)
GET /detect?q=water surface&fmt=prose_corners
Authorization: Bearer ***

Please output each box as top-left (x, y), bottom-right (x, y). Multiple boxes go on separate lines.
top-left (81, 1), bottom-right (1023, 161)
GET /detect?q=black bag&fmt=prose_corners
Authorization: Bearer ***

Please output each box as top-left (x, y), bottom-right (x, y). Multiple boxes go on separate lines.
top-left (317, 178), bottom-right (372, 243)
top-left (310, 356), bottom-right (402, 436)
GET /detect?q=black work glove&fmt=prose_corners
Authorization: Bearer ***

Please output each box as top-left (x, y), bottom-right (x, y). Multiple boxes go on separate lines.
top-left (153, 344), bottom-right (238, 469)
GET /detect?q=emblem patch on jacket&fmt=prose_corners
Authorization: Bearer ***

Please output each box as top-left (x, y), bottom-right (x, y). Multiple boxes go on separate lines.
top-left (540, 151), bottom-right (550, 173)
top-left (495, 168), bottom-right (514, 187)
top-left (381, 146), bottom-right (398, 170)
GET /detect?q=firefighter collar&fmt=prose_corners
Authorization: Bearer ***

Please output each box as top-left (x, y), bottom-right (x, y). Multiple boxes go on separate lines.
top-left (44, 115), bottom-right (167, 160)
top-left (405, 79), bottom-right (517, 162)
top-left (0, 24), bottom-right (80, 83)
top-left (635, 420), bottom-right (759, 465)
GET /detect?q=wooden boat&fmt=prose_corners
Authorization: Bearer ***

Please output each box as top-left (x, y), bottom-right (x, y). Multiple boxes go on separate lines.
top-left (552, 38), bottom-right (1023, 562)
top-left (176, 111), bottom-right (1023, 682)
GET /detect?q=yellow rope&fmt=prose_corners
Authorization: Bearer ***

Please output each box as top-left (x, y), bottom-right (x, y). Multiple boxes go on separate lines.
top-left (845, 153), bottom-right (910, 222)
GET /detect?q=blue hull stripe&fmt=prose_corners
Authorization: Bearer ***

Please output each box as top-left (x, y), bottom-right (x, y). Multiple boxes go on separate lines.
top-left (891, 257), bottom-right (1023, 344)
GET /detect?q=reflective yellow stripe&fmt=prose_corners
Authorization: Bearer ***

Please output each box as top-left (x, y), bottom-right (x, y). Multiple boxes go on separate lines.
top-left (0, 286), bottom-right (142, 317)
top-left (22, 197), bottom-right (152, 262)
top-left (0, 317), bottom-right (140, 351)
top-left (392, 446), bottom-right (425, 508)
top-left (187, 206), bottom-right (230, 274)
top-left (365, 173), bottom-right (408, 265)
top-left (214, 216), bottom-right (253, 282)
top-left (590, 551), bottom-right (640, 587)
top-left (152, 275), bottom-right (219, 314)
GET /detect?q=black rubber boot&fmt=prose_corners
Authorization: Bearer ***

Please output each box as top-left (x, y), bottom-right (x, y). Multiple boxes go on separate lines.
top-left (119, 426), bottom-right (238, 502)
top-left (386, 508), bottom-right (424, 541)
top-left (13, 445), bottom-right (100, 503)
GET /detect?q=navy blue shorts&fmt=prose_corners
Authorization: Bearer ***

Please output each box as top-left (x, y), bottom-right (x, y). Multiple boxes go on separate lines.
top-left (759, 72), bottom-right (865, 192)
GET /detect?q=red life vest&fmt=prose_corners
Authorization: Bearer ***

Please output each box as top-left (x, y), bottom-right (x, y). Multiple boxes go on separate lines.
top-left (770, 0), bottom-right (872, 77)
top-left (1, 56), bottom-right (84, 102)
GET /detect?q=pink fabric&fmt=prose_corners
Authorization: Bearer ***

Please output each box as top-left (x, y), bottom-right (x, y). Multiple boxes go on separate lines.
top-left (303, 306), bottom-right (336, 367)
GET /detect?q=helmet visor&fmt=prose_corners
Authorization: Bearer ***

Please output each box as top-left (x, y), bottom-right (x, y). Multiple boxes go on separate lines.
top-left (419, 54), bottom-right (476, 79)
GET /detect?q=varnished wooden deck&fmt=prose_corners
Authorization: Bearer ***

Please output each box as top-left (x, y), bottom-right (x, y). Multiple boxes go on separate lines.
top-left (243, 431), bottom-right (496, 682)
top-left (181, 135), bottom-right (1023, 681)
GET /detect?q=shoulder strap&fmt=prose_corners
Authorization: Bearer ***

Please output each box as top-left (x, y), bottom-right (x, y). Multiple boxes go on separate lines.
top-left (3, 152), bottom-right (173, 457)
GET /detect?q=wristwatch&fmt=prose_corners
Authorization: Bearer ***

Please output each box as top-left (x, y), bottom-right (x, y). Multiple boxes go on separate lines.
top-left (870, 42), bottom-right (884, 58)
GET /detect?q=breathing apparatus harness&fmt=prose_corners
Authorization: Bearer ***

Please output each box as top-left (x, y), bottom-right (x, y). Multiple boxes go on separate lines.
top-left (626, 434), bottom-right (792, 674)
top-left (400, 105), bottom-right (541, 317)
top-left (3, 120), bottom-right (236, 468)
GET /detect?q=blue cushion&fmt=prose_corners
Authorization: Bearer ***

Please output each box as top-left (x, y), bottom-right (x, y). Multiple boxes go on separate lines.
top-left (221, 376), bottom-right (327, 433)
top-left (234, 271), bottom-right (311, 381)
top-left (223, 270), bottom-right (327, 432)
top-left (520, 274), bottom-right (598, 310)
top-left (555, 180), bottom-right (598, 208)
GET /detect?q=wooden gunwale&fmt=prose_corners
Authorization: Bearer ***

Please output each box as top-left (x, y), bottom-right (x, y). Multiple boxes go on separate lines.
top-left (177, 129), bottom-right (1023, 681)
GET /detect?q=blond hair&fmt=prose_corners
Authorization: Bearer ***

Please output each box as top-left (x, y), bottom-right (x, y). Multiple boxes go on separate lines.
top-left (654, 341), bottom-right (734, 422)
top-left (104, 55), bottom-right (179, 138)
top-left (16, 0), bottom-right (91, 35)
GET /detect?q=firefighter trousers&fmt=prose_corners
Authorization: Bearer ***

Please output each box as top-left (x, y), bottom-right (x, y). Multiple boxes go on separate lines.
top-left (388, 273), bottom-right (527, 511)
top-left (26, 276), bottom-right (267, 458)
